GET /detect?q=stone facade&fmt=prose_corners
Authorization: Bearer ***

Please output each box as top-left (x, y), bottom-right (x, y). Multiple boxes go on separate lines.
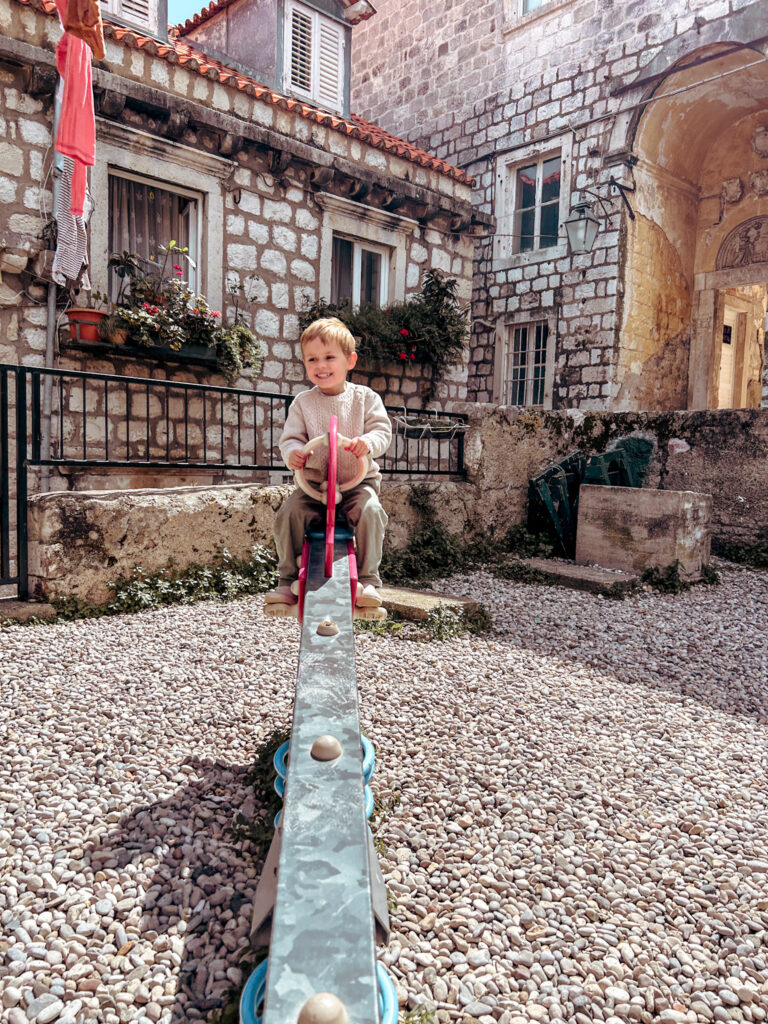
top-left (351, 0), bottom-right (768, 413)
top-left (0, 0), bottom-right (477, 496)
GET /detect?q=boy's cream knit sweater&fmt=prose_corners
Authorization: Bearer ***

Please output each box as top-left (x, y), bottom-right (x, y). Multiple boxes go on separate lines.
top-left (278, 382), bottom-right (392, 486)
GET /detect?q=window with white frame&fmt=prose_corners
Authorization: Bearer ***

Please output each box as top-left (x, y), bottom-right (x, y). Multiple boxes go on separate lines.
top-left (504, 321), bottom-right (550, 406)
top-left (331, 235), bottom-right (389, 308)
top-left (513, 153), bottom-right (561, 254)
top-left (284, 0), bottom-right (345, 114)
top-left (494, 139), bottom-right (571, 266)
top-left (108, 172), bottom-right (202, 301)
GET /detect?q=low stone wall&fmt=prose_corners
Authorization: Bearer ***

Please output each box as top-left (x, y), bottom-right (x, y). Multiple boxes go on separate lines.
top-left (27, 406), bottom-right (768, 603)
top-left (27, 484), bottom-right (288, 605)
top-left (454, 404), bottom-right (768, 546)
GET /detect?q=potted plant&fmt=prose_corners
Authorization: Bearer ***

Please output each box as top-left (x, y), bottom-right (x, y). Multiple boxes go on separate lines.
top-left (65, 293), bottom-right (109, 344)
top-left (299, 269), bottom-right (469, 400)
top-left (95, 242), bottom-right (264, 384)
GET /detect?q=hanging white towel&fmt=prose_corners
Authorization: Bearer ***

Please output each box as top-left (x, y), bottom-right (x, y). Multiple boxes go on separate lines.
top-left (52, 155), bottom-right (92, 289)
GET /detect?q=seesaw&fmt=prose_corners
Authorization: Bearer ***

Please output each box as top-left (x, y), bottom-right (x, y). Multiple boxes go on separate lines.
top-left (242, 415), bottom-right (396, 1024)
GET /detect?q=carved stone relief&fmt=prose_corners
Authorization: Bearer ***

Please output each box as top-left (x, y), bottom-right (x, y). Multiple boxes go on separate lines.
top-left (721, 178), bottom-right (743, 204)
top-left (751, 125), bottom-right (768, 159)
top-left (749, 169), bottom-right (768, 196)
top-left (716, 217), bottom-right (768, 269)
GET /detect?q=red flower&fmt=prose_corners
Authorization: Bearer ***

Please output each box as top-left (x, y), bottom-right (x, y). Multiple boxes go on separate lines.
top-left (399, 328), bottom-right (409, 337)
top-left (410, 353), bottom-right (416, 360)
top-left (211, 310), bottom-right (221, 317)
top-left (399, 352), bottom-right (407, 360)
top-left (173, 264), bottom-right (182, 271)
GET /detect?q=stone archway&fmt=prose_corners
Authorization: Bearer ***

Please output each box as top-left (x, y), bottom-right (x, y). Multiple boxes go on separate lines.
top-left (611, 38), bottom-right (768, 410)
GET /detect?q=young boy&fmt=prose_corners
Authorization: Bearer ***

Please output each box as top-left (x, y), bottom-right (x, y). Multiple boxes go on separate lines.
top-left (265, 317), bottom-right (392, 608)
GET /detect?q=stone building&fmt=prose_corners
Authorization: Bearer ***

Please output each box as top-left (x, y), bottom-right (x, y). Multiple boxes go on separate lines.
top-left (351, 0), bottom-right (768, 412)
top-left (0, 0), bottom-right (478, 493)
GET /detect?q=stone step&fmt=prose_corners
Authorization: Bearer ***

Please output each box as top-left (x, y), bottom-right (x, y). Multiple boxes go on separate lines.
top-left (379, 585), bottom-right (478, 621)
top-left (0, 599), bottom-right (58, 622)
top-left (518, 557), bottom-right (640, 596)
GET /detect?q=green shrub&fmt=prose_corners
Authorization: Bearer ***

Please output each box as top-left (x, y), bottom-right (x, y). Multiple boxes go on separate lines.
top-left (300, 270), bottom-right (469, 400)
top-left (106, 546), bottom-right (278, 614)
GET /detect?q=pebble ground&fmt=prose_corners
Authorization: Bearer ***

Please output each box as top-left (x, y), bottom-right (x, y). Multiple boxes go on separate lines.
top-left (0, 561), bottom-right (766, 1024)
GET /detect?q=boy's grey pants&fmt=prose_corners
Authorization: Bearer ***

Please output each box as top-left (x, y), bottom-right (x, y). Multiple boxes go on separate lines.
top-left (274, 481), bottom-right (388, 587)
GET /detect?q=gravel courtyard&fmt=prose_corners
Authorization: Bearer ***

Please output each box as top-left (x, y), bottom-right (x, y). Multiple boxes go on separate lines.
top-left (1, 562), bottom-right (766, 1024)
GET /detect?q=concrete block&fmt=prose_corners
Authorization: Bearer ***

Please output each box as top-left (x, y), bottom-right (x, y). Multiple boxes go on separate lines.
top-left (575, 484), bottom-right (712, 578)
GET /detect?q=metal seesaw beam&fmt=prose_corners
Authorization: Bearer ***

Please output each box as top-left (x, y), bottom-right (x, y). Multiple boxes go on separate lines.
top-left (262, 534), bottom-right (379, 1024)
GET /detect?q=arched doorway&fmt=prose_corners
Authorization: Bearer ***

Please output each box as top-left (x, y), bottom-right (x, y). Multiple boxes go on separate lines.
top-left (615, 41), bottom-right (768, 410)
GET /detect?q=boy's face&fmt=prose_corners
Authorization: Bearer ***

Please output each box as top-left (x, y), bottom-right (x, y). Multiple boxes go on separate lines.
top-left (301, 337), bottom-right (357, 395)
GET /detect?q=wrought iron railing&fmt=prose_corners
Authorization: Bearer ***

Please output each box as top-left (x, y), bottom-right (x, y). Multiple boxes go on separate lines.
top-left (0, 364), bottom-right (468, 598)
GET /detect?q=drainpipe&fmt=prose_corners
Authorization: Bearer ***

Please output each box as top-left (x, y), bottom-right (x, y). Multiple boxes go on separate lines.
top-left (41, 78), bottom-right (65, 493)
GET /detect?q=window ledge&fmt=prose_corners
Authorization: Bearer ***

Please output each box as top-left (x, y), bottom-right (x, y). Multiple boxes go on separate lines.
top-left (60, 334), bottom-right (219, 370)
top-left (492, 241), bottom-right (567, 272)
top-left (502, 0), bottom-right (572, 34)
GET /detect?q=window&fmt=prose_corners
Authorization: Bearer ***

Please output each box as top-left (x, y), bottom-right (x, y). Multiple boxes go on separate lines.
top-left (331, 235), bottom-right (389, 308)
top-left (108, 172), bottom-right (202, 301)
top-left (513, 154), bottom-right (561, 254)
top-left (101, 0), bottom-right (160, 36)
top-left (494, 137), bottom-right (571, 266)
top-left (505, 322), bottom-right (549, 406)
top-left (521, 0), bottom-right (544, 11)
top-left (284, 0), bottom-right (345, 114)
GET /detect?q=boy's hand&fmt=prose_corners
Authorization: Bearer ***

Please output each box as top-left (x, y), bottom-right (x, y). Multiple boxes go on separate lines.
top-left (344, 437), bottom-right (370, 458)
top-left (288, 449), bottom-right (311, 470)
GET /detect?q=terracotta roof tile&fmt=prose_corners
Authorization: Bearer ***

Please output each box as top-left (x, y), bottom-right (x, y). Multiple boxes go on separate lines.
top-left (178, 0), bottom-right (374, 34)
top-left (15, 0), bottom-right (472, 185)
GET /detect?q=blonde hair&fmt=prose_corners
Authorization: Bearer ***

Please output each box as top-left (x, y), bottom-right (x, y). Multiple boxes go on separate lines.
top-left (300, 317), bottom-right (356, 358)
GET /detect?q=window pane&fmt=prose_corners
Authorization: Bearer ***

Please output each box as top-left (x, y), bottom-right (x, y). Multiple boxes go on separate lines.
top-left (516, 164), bottom-right (537, 210)
top-left (517, 207), bottom-right (535, 252)
top-left (360, 248), bottom-right (382, 308)
top-left (331, 236), bottom-right (353, 305)
top-left (539, 201), bottom-right (559, 248)
top-left (509, 326), bottom-right (528, 405)
top-left (541, 157), bottom-right (561, 204)
top-left (532, 323), bottom-right (548, 405)
top-left (522, 0), bottom-right (544, 12)
top-left (108, 175), bottom-right (195, 301)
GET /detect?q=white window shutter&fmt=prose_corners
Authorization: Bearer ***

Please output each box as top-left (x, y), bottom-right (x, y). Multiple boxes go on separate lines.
top-left (102, 0), bottom-right (158, 34)
top-left (289, 5), bottom-right (313, 95)
top-left (316, 18), bottom-right (344, 113)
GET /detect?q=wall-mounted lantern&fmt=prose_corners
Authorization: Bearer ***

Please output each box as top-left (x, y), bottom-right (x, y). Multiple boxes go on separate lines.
top-left (565, 175), bottom-right (636, 254)
top-left (564, 201), bottom-right (600, 254)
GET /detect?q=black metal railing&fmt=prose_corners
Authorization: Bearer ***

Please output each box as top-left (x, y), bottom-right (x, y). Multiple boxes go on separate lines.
top-left (0, 364), bottom-right (468, 599)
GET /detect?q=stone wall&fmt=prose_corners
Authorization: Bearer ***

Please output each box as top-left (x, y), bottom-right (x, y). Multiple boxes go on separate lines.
top-left (27, 405), bottom-right (768, 603)
top-left (350, 0), bottom-right (768, 412)
top-left (0, 0), bottom-right (475, 415)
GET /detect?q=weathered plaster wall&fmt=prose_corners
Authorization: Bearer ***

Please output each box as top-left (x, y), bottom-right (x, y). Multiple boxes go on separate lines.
top-left (27, 405), bottom-right (768, 603)
top-left (617, 212), bottom-right (693, 411)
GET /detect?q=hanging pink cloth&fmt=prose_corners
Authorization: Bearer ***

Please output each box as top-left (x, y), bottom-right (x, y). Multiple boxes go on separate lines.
top-left (54, 0), bottom-right (95, 217)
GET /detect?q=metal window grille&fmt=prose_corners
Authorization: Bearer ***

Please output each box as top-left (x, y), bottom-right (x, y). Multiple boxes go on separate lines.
top-left (507, 322), bottom-right (549, 406)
